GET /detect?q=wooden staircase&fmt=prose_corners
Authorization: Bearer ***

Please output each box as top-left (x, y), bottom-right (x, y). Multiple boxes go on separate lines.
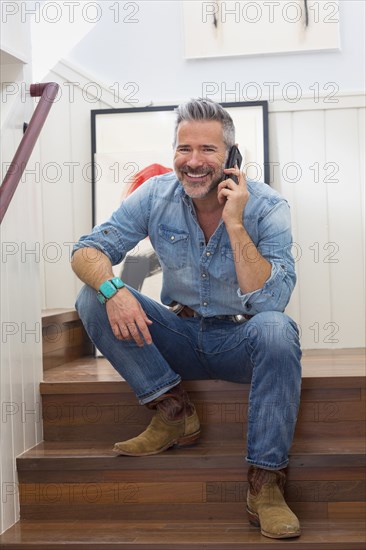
top-left (1, 310), bottom-right (365, 549)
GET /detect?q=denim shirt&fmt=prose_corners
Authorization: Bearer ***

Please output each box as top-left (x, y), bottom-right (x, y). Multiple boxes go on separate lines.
top-left (73, 172), bottom-right (296, 316)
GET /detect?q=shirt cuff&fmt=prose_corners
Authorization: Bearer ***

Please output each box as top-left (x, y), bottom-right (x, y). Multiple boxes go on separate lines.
top-left (237, 262), bottom-right (288, 313)
top-left (72, 225), bottom-right (126, 266)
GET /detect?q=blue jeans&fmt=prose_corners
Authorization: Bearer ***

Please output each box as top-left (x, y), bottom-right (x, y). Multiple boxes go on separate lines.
top-left (76, 285), bottom-right (302, 470)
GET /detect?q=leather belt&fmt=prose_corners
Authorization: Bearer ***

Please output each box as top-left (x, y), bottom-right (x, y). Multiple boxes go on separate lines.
top-left (170, 303), bottom-right (253, 323)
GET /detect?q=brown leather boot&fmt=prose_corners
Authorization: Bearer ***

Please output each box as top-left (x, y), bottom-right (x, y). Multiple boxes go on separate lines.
top-left (246, 466), bottom-right (301, 539)
top-left (113, 383), bottom-right (200, 456)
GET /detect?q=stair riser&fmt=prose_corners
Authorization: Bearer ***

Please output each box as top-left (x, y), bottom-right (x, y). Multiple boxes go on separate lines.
top-left (42, 317), bottom-right (93, 370)
top-left (17, 441), bottom-right (365, 523)
top-left (42, 396), bottom-right (365, 421)
top-left (41, 393), bottom-right (365, 442)
top-left (18, 501), bottom-right (365, 521)
top-left (17, 458), bottom-right (366, 521)
top-left (18, 480), bottom-right (366, 505)
top-left (41, 422), bottom-right (366, 443)
top-left (17, 467), bottom-right (366, 484)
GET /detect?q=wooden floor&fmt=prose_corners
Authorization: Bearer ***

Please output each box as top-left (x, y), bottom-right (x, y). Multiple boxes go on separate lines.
top-left (1, 316), bottom-right (365, 550)
top-left (1, 519), bottom-right (365, 549)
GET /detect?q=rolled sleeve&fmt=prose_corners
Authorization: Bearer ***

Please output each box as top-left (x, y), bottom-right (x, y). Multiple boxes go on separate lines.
top-left (237, 200), bottom-right (296, 314)
top-left (238, 261), bottom-right (295, 313)
top-left (72, 223), bottom-right (127, 265)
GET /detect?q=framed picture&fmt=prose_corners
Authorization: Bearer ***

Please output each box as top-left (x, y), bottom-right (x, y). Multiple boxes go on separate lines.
top-left (91, 101), bottom-right (269, 305)
top-left (182, 1), bottom-right (341, 58)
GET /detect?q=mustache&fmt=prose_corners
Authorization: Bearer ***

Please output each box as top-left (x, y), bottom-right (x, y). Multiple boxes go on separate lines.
top-left (181, 166), bottom-right (214, 175)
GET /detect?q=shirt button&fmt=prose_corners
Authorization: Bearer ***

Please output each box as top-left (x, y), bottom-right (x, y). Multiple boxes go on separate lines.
top-left (206, 252), bottom-right (211, 256)
top-left (202, 273), bottom-right (206, 278)
top-left (203, 301), bottom-right (208, 306)
top-left (170, 236), bottom-right (175, 241)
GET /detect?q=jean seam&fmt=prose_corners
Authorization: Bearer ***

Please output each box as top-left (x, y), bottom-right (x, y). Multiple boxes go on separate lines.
top-left (148, 312), bottom-right (197, 343)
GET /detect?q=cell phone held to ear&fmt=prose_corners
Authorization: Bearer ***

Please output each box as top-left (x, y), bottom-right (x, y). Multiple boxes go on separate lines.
top-left (224, 145), bottom-right (243, 185)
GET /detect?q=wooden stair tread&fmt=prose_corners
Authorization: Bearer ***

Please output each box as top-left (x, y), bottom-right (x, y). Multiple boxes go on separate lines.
top-left (18, 439), bottom-right (366, 454)
top-left (16, 439), bottom-right (365, 468)
top-left (1, 519), bottom-right (365, 549)
top-left (40, 352), bottom-right (366, 394)
top-left (42, 308), bottom-right (80, 324)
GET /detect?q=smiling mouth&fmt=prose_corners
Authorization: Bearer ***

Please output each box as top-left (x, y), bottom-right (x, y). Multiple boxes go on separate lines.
top-left (183, 170), bottom-right (211, 181)
top-left (187, 172), bottom-right (208, 178)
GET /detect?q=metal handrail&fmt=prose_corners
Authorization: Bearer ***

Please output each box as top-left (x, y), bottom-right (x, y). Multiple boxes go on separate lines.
top-left (0, 82), bottom-right (60, 223)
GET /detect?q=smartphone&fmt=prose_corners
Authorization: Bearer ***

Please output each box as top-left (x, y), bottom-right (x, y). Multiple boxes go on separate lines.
top-left (224, 146), bottom-right (242, 184)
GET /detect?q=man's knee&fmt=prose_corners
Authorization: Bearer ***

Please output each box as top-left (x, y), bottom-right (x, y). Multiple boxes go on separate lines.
top-left (247, 311), bottom-right (300, 350)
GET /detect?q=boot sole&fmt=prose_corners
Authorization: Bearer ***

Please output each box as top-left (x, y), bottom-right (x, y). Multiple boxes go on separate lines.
top-left (113, 430), bottom-right (201, 457)
top-left (247, 507), bottom-right (301, 539)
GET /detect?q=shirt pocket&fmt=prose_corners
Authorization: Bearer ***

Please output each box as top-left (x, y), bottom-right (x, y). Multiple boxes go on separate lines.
top-left (156, 224), bottom-right (189, 269)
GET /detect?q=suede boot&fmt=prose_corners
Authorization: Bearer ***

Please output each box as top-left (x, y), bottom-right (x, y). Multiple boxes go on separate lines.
top-left (246, 465), bottom-right (301, 539)
top-left (113, 383), bottom-right (200, 456)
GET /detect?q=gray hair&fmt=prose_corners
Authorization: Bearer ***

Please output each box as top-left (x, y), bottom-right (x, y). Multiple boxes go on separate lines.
top-left (173, 98), bottom-right (235, 150)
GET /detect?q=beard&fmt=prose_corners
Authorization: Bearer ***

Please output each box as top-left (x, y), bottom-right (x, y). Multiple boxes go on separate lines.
top-left (176, 164), bottom-right (225, 200)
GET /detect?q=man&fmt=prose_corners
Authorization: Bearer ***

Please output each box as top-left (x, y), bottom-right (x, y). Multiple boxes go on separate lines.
top-left (72, 98), bottom-right (302, 539)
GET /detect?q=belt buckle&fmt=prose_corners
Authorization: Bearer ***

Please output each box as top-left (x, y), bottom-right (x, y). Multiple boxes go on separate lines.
top-left (170, 302), bottom-right (185, 315)
top-left (234, 314), bottom-right (247, 324)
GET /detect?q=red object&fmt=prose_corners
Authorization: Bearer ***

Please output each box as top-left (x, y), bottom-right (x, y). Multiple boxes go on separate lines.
top-left (0, 82), bottom-right (59, 224)
top-left (126, 163), bottom-right (172, 197)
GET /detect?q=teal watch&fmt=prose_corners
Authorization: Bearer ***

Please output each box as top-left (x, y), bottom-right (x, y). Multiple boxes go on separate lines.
top-left (97, 277), bottom-right (125, 304)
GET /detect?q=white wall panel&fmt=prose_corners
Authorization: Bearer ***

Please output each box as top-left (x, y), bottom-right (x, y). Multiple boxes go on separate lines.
top-left (292, 109), bottom-right (333, 349)
top-left (38, 73), bottom-right (111, 309)
top-left (325, 108), bottom-right (365, 347)
top-left (270, 106), bottom-right (365, 349)
top-left (40, 76), bottom-right (75, 309)
top-left (359, 109), bottom-right (365, 257)
top-left (269, 111), bottom-right (301, 325)
top-left (0, 150), bottom-right (43, 533)
top-left (0, 259), bottom-right (16, 532)
top-left (70, 88), bottom-right (94, 247)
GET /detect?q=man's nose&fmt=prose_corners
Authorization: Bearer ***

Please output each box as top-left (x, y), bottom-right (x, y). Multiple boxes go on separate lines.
top-left (186, 151), bottom-right (204, 168)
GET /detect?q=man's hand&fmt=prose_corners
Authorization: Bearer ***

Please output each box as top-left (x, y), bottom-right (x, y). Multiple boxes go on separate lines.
top-left (217, 168), bottom-right (249, 229)
top-left (106, 287), bottom-right (153, 347)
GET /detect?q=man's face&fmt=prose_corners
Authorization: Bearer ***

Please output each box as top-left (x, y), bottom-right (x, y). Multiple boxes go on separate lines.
top-left (173, 120), bottom-right (227, 200)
